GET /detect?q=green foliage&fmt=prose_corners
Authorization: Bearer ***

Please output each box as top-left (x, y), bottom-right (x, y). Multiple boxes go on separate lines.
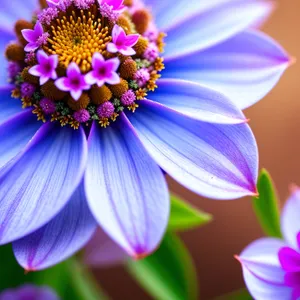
top-left (0, 245), bottom-right (108, 299)
top-left (127, 233), bottom-right (198, 300)
top-left (169, 194), bottom-right (212, 231)
top-left (252, 169), bottom-right (282, 238)
top-left (215, 288), bottom-right (252, 300)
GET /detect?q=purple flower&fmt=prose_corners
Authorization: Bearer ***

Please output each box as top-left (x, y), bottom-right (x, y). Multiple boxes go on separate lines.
top-left (237, 188), bottom-right (300, 299)
top-left (85, 53), bottom-right (120, 87)
top-left (29, 50), bottom-right (58, 85)
top-left (0, 284), bottom-right (59, 300)
top-left (74, 109), bottom-right (91, 123)
top-left (107, 25), bottom-right (139, 56)
top-left (22, 21), bottom-right (48, 52)
top-left (134, 68), bottom-right (150, 87)
top-left (97, 101), bottom-right (115, 118)
top-left (40, 98), bottom-right (56, 115)
top-left (21, 82), bottom-right (36, 98)
top-left (0, 0), bottom-right (291, 272)
top-left (55, 62), bottom-right (90, 100)
top-left (121, 89), bottom-right (136, 106)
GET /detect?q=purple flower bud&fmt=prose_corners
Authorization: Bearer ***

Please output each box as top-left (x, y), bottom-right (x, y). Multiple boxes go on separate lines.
top-left (121, 89), bottom-right (136, 106)
top-left (134, 68), bottom-right (150, 87)
top-left (97, 101), bottom-right (115, 118)
top-left (40, 98), bottom-right (56, 114)
top-left (73, 109), bottom-right (91, 123)
top-left (21, 82), bottom-right (36, 97)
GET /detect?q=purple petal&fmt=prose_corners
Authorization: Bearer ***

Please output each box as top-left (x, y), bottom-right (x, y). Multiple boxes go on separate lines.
top-left (107, 43), bottom-right (119, 53)
top-left (0, 123), bottom-right (88, 244)
top-left (84, 115), bottom-right (170, 258)
top-left (281, 189), bottom-right (300, 250)
top-left (151, 79), bottom-right (246, 124)
top-left (0, 86), bottom-right (23, 124)
top-left (29, 65), bottom-right (42, 77)
top-left (143, 0), bottom-right (233, 30)
top-left (24, 42), bottom-right (39, 52)
top-left (67, 62), bottom-right (81, 78)
top-left (163, 0), bottom-right (273, 58)
top-left (105, 72), bottom-right (120, 85)
top-left (84, 228), bottom-right (127, 268)
top-left (164, 30), bottom-right (290, 109)
top-left (241, 264), bottom-right (292, 299)
top-left (55, 77), bottom-right (69, 91)
top-left (0, 284), bottom-right (58, 300)
top-left (119, 47), bottom-right (136, 56)
top-left (124, 34), bottom-right (139, 47)
top-left (22, 29), bottom-right (37, 43)
top-left (13, 182), bottom-right (97, 271)
top-left (0, 110), bottom-right (41, 169)
top-left (127, 100), bottom-right (258, 200)
top-left (34, 22), bottom-right (44, 37)
top-left (278, 247), bottom-right (300, 273)
top-left (0, 1), bottom-right (37, 34)
top-left (238, 237), bottom-right (292, 299)
top-left (71, 89), bottom-right (82, 101)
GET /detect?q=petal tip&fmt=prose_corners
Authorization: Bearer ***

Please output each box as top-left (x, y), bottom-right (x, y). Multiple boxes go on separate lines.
top-left (288, 183), bottom-right (300, 195)
top-left (234, 254), bottom-right (242, 264)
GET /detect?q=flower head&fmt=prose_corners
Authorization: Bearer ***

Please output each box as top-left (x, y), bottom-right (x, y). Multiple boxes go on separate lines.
top-left (107, 25), bottom-right (139, 56)
top-left (55, 62), bottom-right (90, 100)
top-left (85, 53), bottom-right (120, 87)
top-left (0, 0), bottom-right (290, 272)
top-left (237, 187), bottom-right (300, 299)
top-left (22, 21), bottom-right (48, 52)
top-left (29, 50), bottom-right (58, 85)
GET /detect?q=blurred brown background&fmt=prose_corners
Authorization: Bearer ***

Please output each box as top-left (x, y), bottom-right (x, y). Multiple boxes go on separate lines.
top-left (95, 1), bottom-right (299, 299)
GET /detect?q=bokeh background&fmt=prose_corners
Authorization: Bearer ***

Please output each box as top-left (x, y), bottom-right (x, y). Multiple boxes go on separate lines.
top-left (94, 1), bottom-right (298, 298)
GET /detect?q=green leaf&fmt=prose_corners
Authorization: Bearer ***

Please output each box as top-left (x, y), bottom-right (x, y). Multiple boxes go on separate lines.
top-left (0, 244), bottom-right (35, 291)
top-left (31, 258), bottom-right (109, 300)
top-left (126, 233), bottom-right (198, 300)
top-left (252, 169), bottom-right (282, 238)
top-left (215, 288), bottom-right (252, 300)
top-left (169, 194), bottom-right (212, 231)
top-left (0, 245), bottom-right (108, 300)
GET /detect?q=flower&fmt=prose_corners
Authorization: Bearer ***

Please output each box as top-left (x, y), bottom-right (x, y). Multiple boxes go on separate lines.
top-left (0, 0), bottom-right (290, 271)
top-left (237, 187), bottom-right (300, 300)
top-left (21, 21), bottom-right (49, 52)
top-left (107, 24), bottom-right (140, 55)
top-left (29, 50), bottom-right (58, 85)
top-left (55, 62), bottom-right (91, 100)
top-left (0, 284), bottom-right (59, 300)
top-left (85, 53), bottom-right (120, 86)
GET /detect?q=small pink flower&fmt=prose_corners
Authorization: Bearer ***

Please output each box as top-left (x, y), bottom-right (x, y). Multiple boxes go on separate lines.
top-left (55, 62), bottom-right (90, 101)
top-left (29, 50), bottom-right (58, 85)
top-left (85, 53), bottom-right (120, 87)
top-left (22, 22), bottom-right (48, 52)
top-left (107, 25), bottom-right (139, 56)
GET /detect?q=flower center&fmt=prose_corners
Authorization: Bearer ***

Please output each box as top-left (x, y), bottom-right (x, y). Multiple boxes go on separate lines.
top-left (6, 0), bottom-right (165, 129)
top-left (45, 9), bottom-right (111, 72)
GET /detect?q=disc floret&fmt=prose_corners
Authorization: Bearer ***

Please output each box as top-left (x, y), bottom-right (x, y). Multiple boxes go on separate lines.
top-left (6, 0), bottom-right (165, 129)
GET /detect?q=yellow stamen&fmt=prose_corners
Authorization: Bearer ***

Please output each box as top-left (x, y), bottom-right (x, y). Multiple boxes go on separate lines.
top-left (45, 10), bottom-right (111, 73)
